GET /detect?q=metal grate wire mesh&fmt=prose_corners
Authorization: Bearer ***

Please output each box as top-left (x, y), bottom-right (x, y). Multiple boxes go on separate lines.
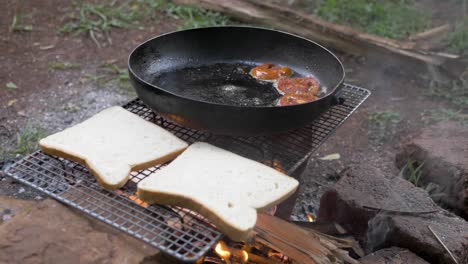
top-left (123, 83), bottom-right (370, 175)
top-left (4, 83), bottom-right (369, 263)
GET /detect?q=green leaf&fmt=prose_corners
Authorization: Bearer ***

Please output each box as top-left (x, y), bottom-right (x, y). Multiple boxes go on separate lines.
top-left (319, 153), bottom-right (341, 161)
top-left (6, 82), bottom-right (18, 89)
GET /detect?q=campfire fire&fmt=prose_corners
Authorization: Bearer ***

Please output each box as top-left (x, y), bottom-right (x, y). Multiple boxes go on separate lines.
top-left (116, 156), bottom-right (326, 264)
top-left (201, 238), bottom-right (292, 264)
top-left (214, 241), bottom-right (232, 262)
top-left (115, 187), bottom-right (293, 264)
top-left (214, 241), bottom-right (249, 264)
top-left (115, 190), bottom-right (149, 208)
top-left (272, 159), bottom-right (286, 174)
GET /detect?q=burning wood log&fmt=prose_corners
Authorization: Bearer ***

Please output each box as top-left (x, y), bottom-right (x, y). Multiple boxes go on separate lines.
top-left (214, 241), bottom-right (278, 264)
top-left (253, 214), bottom-right (361, 264)
top-left (173, 0), bottom-right (461, 71)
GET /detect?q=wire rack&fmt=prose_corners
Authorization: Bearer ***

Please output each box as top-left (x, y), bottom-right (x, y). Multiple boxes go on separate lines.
top-left (4, 83), bottom-right (369, 263)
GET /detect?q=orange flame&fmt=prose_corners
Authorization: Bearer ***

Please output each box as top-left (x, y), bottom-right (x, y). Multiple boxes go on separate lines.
top-left (215, 241), bottom-right (231, 262)
top-left (128, 194), bottom-right (149, 208)
top-left (214, 241), bottom-right (250, 263)
top-left (115, 190), bottom-right (149, 208)
top-left (272, 159), bottom-right (286, 174)
top-left (268, 251), bottom-right (284, 259)
top-left (241, 250), bottom-right (248, 262)
top-left (307, 214), bottom-right (314, 222)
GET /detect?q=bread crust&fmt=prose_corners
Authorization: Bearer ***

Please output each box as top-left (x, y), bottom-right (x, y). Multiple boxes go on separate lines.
top-left (40, 142), bottom-right (187, 190)
top-left (138, 183), bottom-right (298, 241)
top-left (136, 142), bottom-right (299, 241)
top-left (137, 187), bottom-right (254, 241)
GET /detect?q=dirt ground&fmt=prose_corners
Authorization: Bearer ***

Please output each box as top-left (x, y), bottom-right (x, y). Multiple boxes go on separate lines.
top-left (0, 1), bottom-right (466, 222)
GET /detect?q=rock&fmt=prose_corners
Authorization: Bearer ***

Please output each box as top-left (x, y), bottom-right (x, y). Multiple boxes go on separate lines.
top-left (0, 196), bottom-right (159, 264)
top-left (317, 164), bottom-right (468, 264)
top-left (396, 121), bottom-right (468, 218)
top-left (360, 247), bottom-right (429, 264)
top-left (317, 164), bottom-right (439, 236)
top-left (367, 212), bottom-right (468, 264)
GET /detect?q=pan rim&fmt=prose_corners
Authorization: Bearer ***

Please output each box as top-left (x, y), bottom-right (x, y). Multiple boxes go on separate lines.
top-left (127, 25), bottom-right (345, 109)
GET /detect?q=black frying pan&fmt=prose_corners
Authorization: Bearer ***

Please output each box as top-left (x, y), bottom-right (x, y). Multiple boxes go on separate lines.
top-left (128, 26), bottom-right (345, 135)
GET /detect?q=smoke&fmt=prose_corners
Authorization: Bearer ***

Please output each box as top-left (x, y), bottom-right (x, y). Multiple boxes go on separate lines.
top-left (365, 213), bottom-right (392, 253)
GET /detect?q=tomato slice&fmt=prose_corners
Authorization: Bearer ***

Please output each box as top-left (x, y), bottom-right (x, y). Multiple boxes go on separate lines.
top-left (278, 94), bottom-right (318, 106)
top-left (277, 77), bottom-right (320, 96)
top-left (251, 63), bottom-right (293, 81)
top-left (250, 64), bottom-right (321, 106)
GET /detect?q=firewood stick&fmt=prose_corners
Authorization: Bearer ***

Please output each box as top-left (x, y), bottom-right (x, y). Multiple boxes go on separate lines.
top-left (218, 244), bottom-right (281, 264)
top-left (409, 24), bottom-right (451, 41)
top-left (428, 225), bottom-right (459, 264)
top-left (173, 0), bottom-right (461, 68)
top-left (228, 246), bottom-right (280, 264)
top-left (363, 205), bottom-right (439, 215)
top-left (247, 252), bottom-right (281, 264)
top-left (254, 213), bottom-right (359, 263)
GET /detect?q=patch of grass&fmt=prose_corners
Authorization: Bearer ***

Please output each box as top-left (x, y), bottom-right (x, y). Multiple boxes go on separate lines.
top-left (446, 19), bottom-right (468, 56)
top-left (368, 111), bottom-right (400, 127)
top-left (314, 0), bottom-right (429, 39)
top-left (62, 103), bottom-right (82, 113)
top-left (84, 63), bottom-right (132, 91)
top-left (368, 111), bottom-right (401, 143)
top-left (425, 70), bottom-right (468, 126)
top-left (48, 62), bottom-right (81, 70)
top-left (425, 109), bottom-right (468, 126)
top-left (60, 1), bottom-right (142, 47)
top-left (10, 13), bottom-right (33, 32)
top-left (0, 147), bottom-right (7, 161)
top-left (136, 0), bottom-right (167, 18)
top-left (60, 1), bottom-right (231, 46)
top-left (14, 123), bottom-right (46, 155)
top-left (426, 73), bottom-right (468, 108)
top-left (406, 160), bottom-right (424, 187)
top-left (101, 64), bottom-right (131, 89)
top-left (83, 73), bottom-right (102, 83)
top-left (137, 0), bottom-right (230, 28)
top-left (165, 3), bottom-right (230, 29)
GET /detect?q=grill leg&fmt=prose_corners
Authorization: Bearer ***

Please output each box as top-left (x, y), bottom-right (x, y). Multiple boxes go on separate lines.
top-left (274, 158), bottom-right (309, 220)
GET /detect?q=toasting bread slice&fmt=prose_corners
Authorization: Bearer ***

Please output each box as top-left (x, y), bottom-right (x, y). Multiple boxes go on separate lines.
top-left (137, 142), bottom-right (299, 241)
top-left (39, 106), bottom-right (188, 189)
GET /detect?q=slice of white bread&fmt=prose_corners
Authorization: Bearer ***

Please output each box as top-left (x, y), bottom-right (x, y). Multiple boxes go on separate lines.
top-left (137, 142), bottom-right (299, 241)
top-left (39, 106), bottom-right (188, 189)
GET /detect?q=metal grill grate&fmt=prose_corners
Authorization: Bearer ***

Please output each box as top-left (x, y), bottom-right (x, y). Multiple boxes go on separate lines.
top-left (4, 83), bottom-right (369, 262)
top-left (123, 83), bottom-right (370, 175)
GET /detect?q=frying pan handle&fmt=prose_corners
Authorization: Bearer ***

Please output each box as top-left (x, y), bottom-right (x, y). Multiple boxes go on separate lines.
top-left (332, 94), bottom-right (346, 105)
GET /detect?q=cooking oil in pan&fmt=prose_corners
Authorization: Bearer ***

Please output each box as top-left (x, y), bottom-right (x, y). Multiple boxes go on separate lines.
top-left (151, 63), bottom-right (282, 106)
top-left (151, 62), bottom-right (325, 107)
